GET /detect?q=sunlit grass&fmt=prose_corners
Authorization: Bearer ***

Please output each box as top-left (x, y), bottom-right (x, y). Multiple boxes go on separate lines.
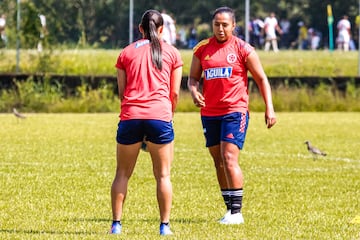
top-left (0, 48), bottom-right (358, 77)
top-left (1, 112), bottom-right (359, 239)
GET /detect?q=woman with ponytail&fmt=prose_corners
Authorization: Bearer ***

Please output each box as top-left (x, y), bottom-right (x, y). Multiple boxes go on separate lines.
top-left (110, 9), bottom-right (183, 236)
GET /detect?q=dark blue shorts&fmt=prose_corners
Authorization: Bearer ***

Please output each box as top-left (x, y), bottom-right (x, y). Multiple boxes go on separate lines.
top-left (116, 119), bottom-right (174, 145)
top-left (201, 112), bottom-right (249, 149)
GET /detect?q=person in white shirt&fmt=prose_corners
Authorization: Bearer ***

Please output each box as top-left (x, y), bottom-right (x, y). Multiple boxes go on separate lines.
top-left (264, 12), bottom-right (282, 52)
top-left (161, 10), bottom-right (176, 46)
top-left (37, 14), bottom-right (47, 51)
top-left (337, 15), bottom-right (351, 51)
top-left (0, 14), bottom-right (7, 47)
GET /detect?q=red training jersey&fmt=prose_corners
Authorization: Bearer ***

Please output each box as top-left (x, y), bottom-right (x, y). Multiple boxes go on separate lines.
top-left (193, 35), bottom-right (254, 116)
top-left (115, 39), bottom-right (183, 121)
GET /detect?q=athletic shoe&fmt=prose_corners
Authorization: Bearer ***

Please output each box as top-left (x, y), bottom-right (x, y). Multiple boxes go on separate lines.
top-left (160, 223), bottom-right (173, 236)
top-left (110, 222), bottom-right (122, 234)
top-left (219, 210), bottom-right (231, 222)
top-left (219, 212), bottom-right (244, 225)
top-left (141, 140), bottom-right (148, 151)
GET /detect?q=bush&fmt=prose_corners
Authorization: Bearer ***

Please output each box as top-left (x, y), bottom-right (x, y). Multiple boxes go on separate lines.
top-left (1, 78), bottom-right (360, 113)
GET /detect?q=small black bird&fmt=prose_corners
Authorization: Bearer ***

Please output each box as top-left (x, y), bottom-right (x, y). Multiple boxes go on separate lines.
top-left (13, 108), bottom-right (26, 119)
top-left (304, 141), bottom-right (326, 159)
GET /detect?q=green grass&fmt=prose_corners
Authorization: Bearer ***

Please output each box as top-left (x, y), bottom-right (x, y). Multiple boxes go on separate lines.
top-left (1, 112), bottom-right (359, 239)
top-left (0, 49), bottom-right (359, 77)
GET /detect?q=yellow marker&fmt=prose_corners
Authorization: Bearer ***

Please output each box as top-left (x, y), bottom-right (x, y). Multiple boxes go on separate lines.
top-left (356, 15), bottom-right (360, 27)
top-left (350, 215), bottom-right (360, 224)
top-left (327, 5), bottom-right (332, 17)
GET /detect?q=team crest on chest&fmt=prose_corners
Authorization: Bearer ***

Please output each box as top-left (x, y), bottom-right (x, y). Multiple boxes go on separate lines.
top-left (227, 53), bottom-right (237, 64)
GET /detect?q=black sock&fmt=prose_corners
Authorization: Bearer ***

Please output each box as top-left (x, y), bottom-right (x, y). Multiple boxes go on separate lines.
top-left (221, 189), bottom-right (231, 210)
top-left (229, 188), bottom-right (243, 214)
top-left (112, 220), bottom-right (121, 225)
top-left (161, 222), bottom-right (169, 226)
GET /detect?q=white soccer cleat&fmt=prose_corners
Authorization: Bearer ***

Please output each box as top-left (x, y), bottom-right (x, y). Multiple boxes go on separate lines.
top-left (219, 210), bottom-right (231, 222)
top-left (219, 212), bottom-right (244, 225)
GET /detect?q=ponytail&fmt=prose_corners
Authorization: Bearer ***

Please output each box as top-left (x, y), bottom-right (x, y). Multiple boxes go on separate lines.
top-left (140, 10), bottom-right (163, 70)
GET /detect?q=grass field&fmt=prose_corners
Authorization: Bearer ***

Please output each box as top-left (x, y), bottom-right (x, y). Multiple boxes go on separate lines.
top-left (0, 49), bottom-right (358, 77)
top-left (1, 112), bottom-right (360, 239)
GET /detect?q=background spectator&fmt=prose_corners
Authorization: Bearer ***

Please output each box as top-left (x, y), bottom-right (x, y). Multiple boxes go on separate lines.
top-left (308, 28), bottom-right (320, 50)
top-left (37, 14), bottom-right (47, 51)
top-left (0, 14), bottom-right (7, 47)
top-left (249, 17), bottom-right (264, 49)
top-left (187, 25), bottom-right (198, 49)
top-left (161, 10), bottom-right (177, 45)
top-left (297, 21), bottom-right (308, 50)
top-left (264, 12), bottom-right (282, 52)
top-left (336, 15), bottom-right (351, 51)
top-left (279, 17), bottom-right (291, 49)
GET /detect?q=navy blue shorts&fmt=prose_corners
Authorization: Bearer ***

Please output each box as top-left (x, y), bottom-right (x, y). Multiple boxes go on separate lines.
top-left (201, 112), bottom-right (249, 149)
top-left (116, 119), bottom-right (174, 145)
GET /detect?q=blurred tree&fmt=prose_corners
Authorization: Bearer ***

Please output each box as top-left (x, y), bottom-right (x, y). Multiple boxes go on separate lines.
top-left (0, 0), bottom-right (359, 49)
top-left (20, 1), bottom-right (42, 49)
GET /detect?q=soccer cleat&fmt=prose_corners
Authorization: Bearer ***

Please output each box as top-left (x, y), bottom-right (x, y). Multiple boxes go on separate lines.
top-left (219, 212), bottom-right (244, 225)
top-left (110, 222), bottom-right (122, 234)
top-left (219, 210), bottom-right (231, 222)
top-left (160, 223), bottom-right (173, 236)
top-left (141, 140), bottom-right (148, 152)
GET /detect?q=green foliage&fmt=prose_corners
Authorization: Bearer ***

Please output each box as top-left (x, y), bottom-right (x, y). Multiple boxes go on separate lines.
top-left (59, 81), bottom-right (118, 113)
top-left (176, 90), bottom-right (200, 112)
top-left (1, 78), bottom-right (360, 113)
top-left (1, 49), bottom-right (360, 113)
top-left (249, 83), bottom-right (360, 112)
top-left (1, 49), bottom-right (359, 77)
top-left (1, 0), bottom-right (359, 48)
top-left (0, 78), bottom-right (118, 113)
top-left (0, 112), bottom-right (359, 239)
top-left (2, 77), bottom-right (63, 112)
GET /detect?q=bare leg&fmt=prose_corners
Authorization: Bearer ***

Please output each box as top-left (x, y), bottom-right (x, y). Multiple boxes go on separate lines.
top-left (148, 141), bottom-right (173, 223)
top-left (111, 143), bottom-right (141, 221)
top-left (220, 141), bottom-right (243, 188)
top-left (264, 40), bottom-right (271, 51)
top-left (208, 145), bottom-right (228, 189)
top-left (272, 39), bottom-right (279, 52)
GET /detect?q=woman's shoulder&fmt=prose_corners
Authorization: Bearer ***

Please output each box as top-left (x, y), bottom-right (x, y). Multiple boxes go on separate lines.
top-left (193, 37), bottom-right (214, 53)
top-left (231, 37), bottom-right (254, 60)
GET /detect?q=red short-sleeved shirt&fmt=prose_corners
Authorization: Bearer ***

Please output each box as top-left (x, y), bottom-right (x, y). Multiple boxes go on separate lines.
top-left (116, 39), bottom-right (183, 121)
top-left (193, 35), bottom-right (254, 116)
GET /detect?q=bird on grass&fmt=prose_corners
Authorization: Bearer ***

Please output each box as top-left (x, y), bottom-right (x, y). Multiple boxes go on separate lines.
top-left (304, 141), bottom-right (326, 160)
top-left (13, 108), bottom-right (26, 119)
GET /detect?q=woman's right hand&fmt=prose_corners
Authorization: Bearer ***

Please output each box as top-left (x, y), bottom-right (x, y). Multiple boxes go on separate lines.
top-left (191, 90), bottom-right (205, 108)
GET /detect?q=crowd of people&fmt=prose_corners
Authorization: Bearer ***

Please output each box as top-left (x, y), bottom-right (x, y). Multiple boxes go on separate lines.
top-left (158, 11), bottom-right (355, 52)
top-left (249, 12), bottom-right (356, 52)
top-left (1, 8), bottom-right (357, 52)
top-left (153, 10), bottom-right (357, 52)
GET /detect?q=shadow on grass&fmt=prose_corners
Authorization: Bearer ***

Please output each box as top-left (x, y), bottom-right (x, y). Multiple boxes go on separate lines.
top-left (0, 229), bottom-right (103, 235)
top-left (63, 217), bottom-right (108, 222)
top-left (65, 217), bottom-right (206, 224)
top-left (0, 217), bottom-right (207, 235)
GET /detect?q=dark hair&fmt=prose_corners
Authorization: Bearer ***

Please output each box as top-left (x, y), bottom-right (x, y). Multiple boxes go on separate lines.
top-left (212, 6), bottom-right (236, 23)
top-left (140, 10), bottom-right (163, 70)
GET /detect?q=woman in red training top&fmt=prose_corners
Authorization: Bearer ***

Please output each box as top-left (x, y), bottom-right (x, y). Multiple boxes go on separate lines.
top-left (188, 6), bottom-right (276, 225)
top-left (110, 9), bottom-right (183, 235)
